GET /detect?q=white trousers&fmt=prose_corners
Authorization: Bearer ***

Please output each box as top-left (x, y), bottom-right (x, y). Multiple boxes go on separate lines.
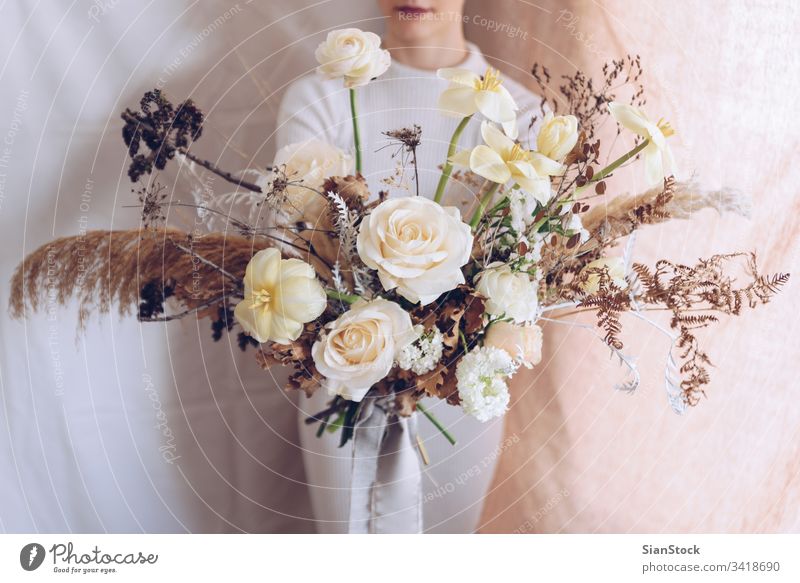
top-left (297, 390), bottom-right (505, 533)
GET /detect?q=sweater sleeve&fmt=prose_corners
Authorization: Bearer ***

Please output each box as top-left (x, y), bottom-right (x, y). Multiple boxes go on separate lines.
top-left (275, 74), bottom-right (350, 151)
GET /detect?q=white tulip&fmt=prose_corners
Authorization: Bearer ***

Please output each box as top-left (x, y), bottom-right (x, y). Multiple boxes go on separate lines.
top-left (314, 28), bottom-right (391, 88)
top-left (356, 197), bottom-right (473, 305)
top-left (537, 112), bottom-right (579, 162)
top-left (234, 248), bottom-right (327, 344)
top-left (312, 299), bottom-right (417, 402)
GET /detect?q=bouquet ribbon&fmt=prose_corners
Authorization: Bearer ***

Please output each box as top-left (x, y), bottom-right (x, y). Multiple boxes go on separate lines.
top-left (348, 398), bottom-right (423, 533)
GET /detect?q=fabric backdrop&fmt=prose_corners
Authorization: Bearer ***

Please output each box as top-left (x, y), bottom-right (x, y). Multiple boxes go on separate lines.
top-left (0, 0), bottom-right (796, 533)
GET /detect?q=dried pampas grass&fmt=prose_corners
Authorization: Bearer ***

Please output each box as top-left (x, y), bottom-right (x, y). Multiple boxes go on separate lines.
top-left (9, 228), bottom-right (268, 327)
top-left (582, 178), bottom-right (752, 241)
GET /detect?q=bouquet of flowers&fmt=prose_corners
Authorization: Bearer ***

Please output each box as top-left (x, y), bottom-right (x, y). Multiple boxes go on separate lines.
top-left (11, 29), bottom-right (788, 451)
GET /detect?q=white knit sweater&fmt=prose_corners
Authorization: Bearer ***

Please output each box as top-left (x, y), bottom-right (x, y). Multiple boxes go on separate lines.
top-left (276, 43), bottom-right (544, 208)
top-left (278, 44), bottom-right (544, 534)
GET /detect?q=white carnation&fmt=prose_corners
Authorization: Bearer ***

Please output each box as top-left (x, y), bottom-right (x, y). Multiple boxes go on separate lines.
top-left (397, 328), bottom-right (444, 375)
top-left (456, 346), bottom-right (518, 422)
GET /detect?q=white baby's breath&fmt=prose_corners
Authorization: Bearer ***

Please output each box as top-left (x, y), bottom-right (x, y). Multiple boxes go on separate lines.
top-left (397, 328), bottom-right (444, 375)
top-left (456, 346), bottom-right (518, 422)
top-left (564, 211), bottom-right (590, 244)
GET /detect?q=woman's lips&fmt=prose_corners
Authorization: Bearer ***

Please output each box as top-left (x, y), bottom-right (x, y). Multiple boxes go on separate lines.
top-left (394, 6), bottom-right (433, 15)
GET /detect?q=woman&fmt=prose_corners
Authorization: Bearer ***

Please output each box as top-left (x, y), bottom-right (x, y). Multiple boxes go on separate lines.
top-left (276, 0), bottom-right (544, 533)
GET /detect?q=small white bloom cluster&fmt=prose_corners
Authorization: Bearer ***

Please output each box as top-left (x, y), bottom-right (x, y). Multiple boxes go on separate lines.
top-left (456, 346), bottom-right (518, 422)
top-left (509, 189), bottom-right (538, 234)
top-left (397, 328), bottom-right (444, 375)
top-left (507, 233), bottom-right (545, 277)
top-left (561, 204), bottom-right (590, 244)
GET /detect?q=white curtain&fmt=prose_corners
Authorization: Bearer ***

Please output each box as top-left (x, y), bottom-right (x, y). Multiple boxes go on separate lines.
top-left (0, 0), bottom-right (381, 534)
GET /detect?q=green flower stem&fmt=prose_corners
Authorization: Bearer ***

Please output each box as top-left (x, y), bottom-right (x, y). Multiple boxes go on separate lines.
top-left (469, 182), bottom-right (501, 229)
top-left (349, 88), bottom-right (362, 174)
top-left (416, 402), bottom-right (457, 446)
top-left (326, 289), bottom-right (360, 304)
top-left (433, 115), bottom-right (472, 204)
top-left (577, 138), bottom-right (649, 193)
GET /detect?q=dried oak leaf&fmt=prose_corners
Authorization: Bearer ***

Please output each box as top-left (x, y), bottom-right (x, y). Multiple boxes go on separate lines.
top-left (287, 365), bottom-right (322, 398)
top-left (440, 304), bottom-right (465, 351)
top-left (268, 338), bottom-right (311, 364)
top-left (322, 174), bottom-right (370, 209)
top-left (394, 390), bottom-right (416, 417)
top-left (462, 293), bottom-right (485, 334)
top-left (254, 349), bottom-right (281, 370)
top-left (416, 363), bottom-right (447, 398)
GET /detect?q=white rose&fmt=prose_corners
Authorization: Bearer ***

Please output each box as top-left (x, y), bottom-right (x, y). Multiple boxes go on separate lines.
top-left (356, 197), bottom-right (474, 305)
top-left (484, 321), bottom-right (543, 369)
top-left (476, 262), bottom-right (539, 323)
top-left (580, 257), bottom-right (627, 293)
top-left (314, 28), bottom-right (391, 88)
top-left (312, 299), bottom-right (417, 402)
top-left (536, 112), bottom-right (579, 162)
top-left (273, 139), bottom-right (353, 221)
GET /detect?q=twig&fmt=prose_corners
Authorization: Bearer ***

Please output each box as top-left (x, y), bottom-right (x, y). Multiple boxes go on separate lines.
top-left (168, 239), bottom-right (242, 285)
top-left (180, 150), bottom-right (263, 193)
top-left (138, 295), bottom-right (228, 322)
top-left (120, 111), bottom-right (264, 193)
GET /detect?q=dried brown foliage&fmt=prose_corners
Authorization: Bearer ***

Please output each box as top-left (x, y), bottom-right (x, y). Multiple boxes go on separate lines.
top-left (9, 228), bottom-right (264, 327)
top-left (531, 55), bottom-right (644, 139)
top-left (575, 253), bottom-right (789, 407)
top-left (582, 177), bottom-right (751, 243)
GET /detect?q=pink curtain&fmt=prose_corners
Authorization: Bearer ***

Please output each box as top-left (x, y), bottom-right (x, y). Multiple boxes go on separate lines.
top-left (467, 0), bottom-right (800, 532)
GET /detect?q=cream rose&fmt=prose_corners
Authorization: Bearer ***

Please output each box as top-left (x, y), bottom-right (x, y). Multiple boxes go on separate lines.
top-left (356, 197), bottom-right (473, 305)
top-left (536, 112), bottom-right (579, 162)
top-left (580, 257), bottom-right (627, 293)
top-left (273, 139), bottom-right (352, 221)
top-left (234, 248), bottom-right (327, 344)
top-left (314, 28), bottom-right (391, 88)
top-left (484, 321), bottom-right (543, 369)
top-left (476, 262), bottom-right (539, 323)
top-left (312, 299), bottom-right (417, 402)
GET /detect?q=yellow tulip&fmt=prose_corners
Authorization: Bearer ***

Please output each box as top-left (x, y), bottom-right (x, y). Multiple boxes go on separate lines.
top-left (234, 248), bottom-right (326, 344)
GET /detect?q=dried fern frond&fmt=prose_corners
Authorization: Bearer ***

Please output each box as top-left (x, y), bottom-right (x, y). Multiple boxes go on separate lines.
top-left (9, 228), bottom-right (268, 327)
top-left (583, 178), bottom-right (752, 241)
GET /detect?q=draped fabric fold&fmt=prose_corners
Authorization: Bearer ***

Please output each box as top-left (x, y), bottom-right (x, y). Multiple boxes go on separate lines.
top-left (348, 398), bottom-right (423, 534)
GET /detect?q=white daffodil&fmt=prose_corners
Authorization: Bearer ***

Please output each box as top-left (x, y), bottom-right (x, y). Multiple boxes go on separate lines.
top-left (608, 101), bottom-right (676, 187)
top-left (438, 67), bottom-right (519, 138)
top-left (451, 121), bottom-right (561, 204)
